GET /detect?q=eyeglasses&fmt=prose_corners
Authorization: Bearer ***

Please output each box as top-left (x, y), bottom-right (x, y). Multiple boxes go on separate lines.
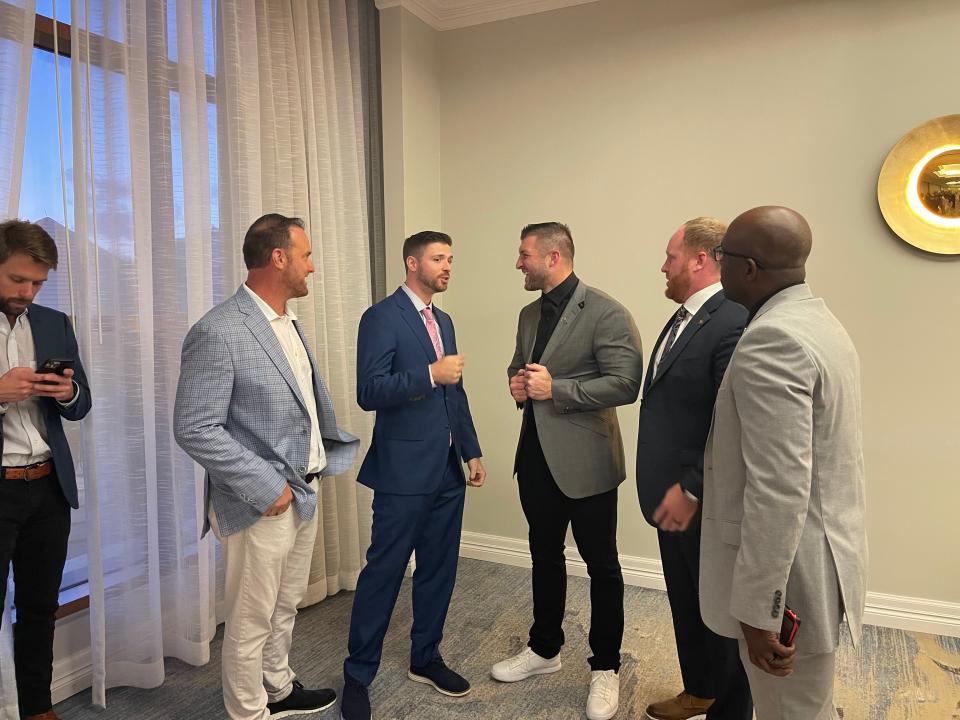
top-left (711, 244), bottom-right (766, 270)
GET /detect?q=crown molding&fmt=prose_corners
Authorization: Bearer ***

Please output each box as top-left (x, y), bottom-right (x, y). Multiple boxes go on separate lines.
top-left (375, 0), bottom-right (601, 31)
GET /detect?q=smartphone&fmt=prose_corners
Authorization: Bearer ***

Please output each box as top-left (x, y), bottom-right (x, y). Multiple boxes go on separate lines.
top-left (40, 358), bottom-right (75, 376)
top-left (779, 605), bottom-right (801, 647)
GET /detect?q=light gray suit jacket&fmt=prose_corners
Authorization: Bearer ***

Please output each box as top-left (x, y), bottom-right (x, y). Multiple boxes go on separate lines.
top-left (508, 280), bottom-right (643, 498)
top-left (699, 284), bottom-right (867, 655)
top-left (174, 286), bottom-right (360, 537)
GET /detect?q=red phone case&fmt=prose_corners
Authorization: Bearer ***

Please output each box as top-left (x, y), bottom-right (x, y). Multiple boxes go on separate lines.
top-left (779, 606), bottom-right (800, 646)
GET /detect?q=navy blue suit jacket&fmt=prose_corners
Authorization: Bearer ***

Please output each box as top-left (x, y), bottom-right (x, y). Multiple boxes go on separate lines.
top-left (356, 287), bottom-right (481, 495)
top-left (0, 303), bottom-right (92, 508)
top-left (635, 290), bottom-right (745, 524)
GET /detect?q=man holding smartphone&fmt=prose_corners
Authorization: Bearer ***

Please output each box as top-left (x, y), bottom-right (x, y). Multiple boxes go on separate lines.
top-left (700, 207), bottom-right (866, 720)
top-left (0, 220), bottom-right (92, 720)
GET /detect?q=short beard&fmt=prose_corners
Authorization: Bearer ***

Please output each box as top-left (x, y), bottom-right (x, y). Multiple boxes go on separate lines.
top-left (0, 298), bottom-right (29, 317)
top-left (523, 272), bottom-right (546, 291)
top-left (418, 270), bottom-right (448, 294)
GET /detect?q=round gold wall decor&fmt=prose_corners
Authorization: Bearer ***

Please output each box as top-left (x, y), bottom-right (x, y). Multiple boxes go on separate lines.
top-left (878, 114), bottom-right (960, 255)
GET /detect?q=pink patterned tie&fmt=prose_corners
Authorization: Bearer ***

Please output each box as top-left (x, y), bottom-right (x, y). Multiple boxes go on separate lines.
top-left (421, 307), bottom-right (444, 360)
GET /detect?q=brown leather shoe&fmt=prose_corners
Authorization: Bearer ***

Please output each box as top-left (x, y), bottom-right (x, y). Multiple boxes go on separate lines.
top-left (645, 691), bottom-right (715, 720)
top-left (23, 711), bottom-right (60, 720)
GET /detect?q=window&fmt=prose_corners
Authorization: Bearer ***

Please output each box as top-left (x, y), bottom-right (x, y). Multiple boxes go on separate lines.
top-left (18, 7), bottom-right (88, 611)
top-left (11, 1), bottom-right (220, 614)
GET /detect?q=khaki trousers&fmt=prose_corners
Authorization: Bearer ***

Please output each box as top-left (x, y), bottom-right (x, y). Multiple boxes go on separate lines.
top-left (212, 491), bottom-right (317, 720)
top-left (739, 640), bottom-right (838, 720)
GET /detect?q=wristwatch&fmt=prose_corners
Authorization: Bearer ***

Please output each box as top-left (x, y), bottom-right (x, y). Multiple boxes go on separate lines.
top-left (682, 488), bottom-right (700, 504)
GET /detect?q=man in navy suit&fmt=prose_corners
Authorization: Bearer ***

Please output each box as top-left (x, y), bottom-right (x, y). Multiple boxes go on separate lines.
top-left (636, 218), bottom-right (751, 720)
top-left (341, 230), bottom-right (485, 720)
top-left (0, 220), bottom-right (91, 720)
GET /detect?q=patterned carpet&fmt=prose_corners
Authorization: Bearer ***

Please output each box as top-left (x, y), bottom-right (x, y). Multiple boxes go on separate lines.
top-left (55, 558), bottom-right (960, 719)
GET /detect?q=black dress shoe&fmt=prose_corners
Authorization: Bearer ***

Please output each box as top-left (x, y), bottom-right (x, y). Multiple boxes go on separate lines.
top-left (266, 680), bottom-right (337, 718)
top-left (340, 675), bottom-right (372, 720)
top-left (407, 659), bottom-right (471, 697)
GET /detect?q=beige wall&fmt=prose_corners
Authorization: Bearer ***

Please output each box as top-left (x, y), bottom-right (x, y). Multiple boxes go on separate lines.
top-left (379, 6), bottom-right (442, 290)
top-left (382, 0), bottom-right (960, 606)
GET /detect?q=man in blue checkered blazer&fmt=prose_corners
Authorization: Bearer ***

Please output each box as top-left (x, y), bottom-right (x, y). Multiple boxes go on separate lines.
top-left (174, 214), bottom-right (359, 720)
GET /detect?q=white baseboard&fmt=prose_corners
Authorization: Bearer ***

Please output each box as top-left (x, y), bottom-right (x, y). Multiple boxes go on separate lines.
top-left (51, 648), bottom-right (92, 705)
top-left (460, 530), bottom-right (960, 638)
top-left (862, 592), bottom-right (960, 638)
top-left (51, 611), bottom-right (92, 704)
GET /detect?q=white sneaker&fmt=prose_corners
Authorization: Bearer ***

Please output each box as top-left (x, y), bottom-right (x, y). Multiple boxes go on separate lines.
top-left (490, 647), bottom-right (562, 682)
top-left (586, 670), bottom-right (619, 720)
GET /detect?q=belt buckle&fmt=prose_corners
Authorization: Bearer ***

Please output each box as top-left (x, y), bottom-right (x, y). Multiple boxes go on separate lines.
top-left (25, 461), bottom-right (50, 481)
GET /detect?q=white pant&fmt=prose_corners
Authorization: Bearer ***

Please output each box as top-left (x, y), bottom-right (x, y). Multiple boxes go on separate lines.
top-left (739, 640), bottom-right (838, 720)
top-left (212, 494), bottom-right (318, 720)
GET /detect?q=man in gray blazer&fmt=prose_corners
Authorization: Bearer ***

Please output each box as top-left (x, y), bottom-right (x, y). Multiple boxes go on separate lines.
top-left (174, 214), bottom-right (359, 720)
top-left (491, 222), bottom-right (643, 720)
top-left (699, 207), bottom-right (867, 720)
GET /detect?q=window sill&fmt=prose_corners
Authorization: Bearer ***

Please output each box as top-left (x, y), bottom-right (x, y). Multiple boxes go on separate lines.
top-left (55, 583), bottom-right (89, 620)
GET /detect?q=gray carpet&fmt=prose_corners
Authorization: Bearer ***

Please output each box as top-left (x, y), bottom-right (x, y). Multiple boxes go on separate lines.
top-left (54, 558), bottom-right (960, 719)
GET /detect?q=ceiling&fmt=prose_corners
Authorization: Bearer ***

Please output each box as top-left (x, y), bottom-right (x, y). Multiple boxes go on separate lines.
top-left (374, 0), bottom-right (602, 31)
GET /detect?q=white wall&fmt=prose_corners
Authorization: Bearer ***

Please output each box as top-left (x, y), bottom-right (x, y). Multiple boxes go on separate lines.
top-left (381, 0), bottom-right (960, 622)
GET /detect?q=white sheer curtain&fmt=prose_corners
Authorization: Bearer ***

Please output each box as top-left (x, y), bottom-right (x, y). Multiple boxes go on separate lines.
top-left (0, 0), bottom-right (374, 713)
top-left (0, 1), bottom-right (36, 716)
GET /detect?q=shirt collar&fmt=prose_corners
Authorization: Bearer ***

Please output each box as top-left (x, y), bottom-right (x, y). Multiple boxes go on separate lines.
top-left (242, 283), bottom-right (297, 322)
top-left (747, 281), bottom-right (805, 324)
top-left (681, 281), bottom-right (722, 318)
top-left (400, 283), bottom-right (432, 313)
top-left (2, 306), bottom-right (29, 334)
top-left (542, 271), bottom-right (578, 307)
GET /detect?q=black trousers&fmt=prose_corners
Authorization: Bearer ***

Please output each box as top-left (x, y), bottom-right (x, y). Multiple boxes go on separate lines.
top-left (658, 522), bottom-right (752, 719)
top-left (517, 430), bottom-right (623, 671)
top-left (0, 472), bottom-right (71, 717)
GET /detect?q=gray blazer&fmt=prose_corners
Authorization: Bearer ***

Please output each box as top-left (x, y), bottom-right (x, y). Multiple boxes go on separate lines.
top-left (699, 284), bottom-right (867, 655)
top-left (508, 280), bottom-right (643, 498)
top-left (174, 286), bottom-right (360, 537)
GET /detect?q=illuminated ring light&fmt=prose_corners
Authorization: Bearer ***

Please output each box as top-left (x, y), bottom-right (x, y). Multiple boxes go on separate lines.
top-left (878, 115), bottom-right (960, 254)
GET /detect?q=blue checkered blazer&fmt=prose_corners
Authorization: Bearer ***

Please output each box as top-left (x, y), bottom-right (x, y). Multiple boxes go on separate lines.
top-left (174, 286), bottom-right (359, 537)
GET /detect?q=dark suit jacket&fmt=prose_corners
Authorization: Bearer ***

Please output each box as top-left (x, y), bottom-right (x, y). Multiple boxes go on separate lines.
top-left (356, 287), bottom-right (481, 494)
top-left (635, 289), bottom-right (745, 524)
top-left (0, 303), bottom-right (92, 508)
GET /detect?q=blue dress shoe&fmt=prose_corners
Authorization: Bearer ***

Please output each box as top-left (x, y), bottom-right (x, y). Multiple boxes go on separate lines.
top-left (340, 675), bottom-right (372, 720)
top-left (407, 659), bottom-right (471, 697)
top-left (266, 680), bottom-right (336, 718)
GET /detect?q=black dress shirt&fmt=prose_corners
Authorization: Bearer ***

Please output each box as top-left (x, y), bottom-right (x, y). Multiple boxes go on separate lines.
top-left (531, 272), bottom-right (579, 364)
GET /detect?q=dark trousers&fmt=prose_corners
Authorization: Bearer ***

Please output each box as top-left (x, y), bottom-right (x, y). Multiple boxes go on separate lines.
top-left (344, 449), bottom-right (466, 686)
top-left (0, 473), bottom-right (71, 717)
top-left (658, 523), bottom-right (752, 719)
top-left (517, 431), bottom-right (623, 672)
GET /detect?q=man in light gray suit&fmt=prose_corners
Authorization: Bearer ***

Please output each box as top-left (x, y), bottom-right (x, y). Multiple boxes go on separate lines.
top-left (699, 206), bottom-right (867, 720)
top-left (174, 214), bottom-right (359, 720)
top-left (491, 222), bottom-right (643, 720)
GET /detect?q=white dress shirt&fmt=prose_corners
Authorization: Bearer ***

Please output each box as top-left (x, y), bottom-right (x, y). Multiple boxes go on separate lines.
top-left (243, 285), bottom-right (326, 475)
top-left (0, 308), bottom-right (78, 466)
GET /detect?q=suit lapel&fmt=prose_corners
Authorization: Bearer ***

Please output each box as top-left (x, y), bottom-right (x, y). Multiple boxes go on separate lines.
top-left (648, 290), bottom-right (725, 390)
top-left (644, 316), bottom-right (674, 394)
top-left (523, 306), bottom-right (538, 365)
top-left (434, 307), bottom-right (455, 355)
top-left (30, 309), bottom-right (53, 375)
top-left (394, 288), bottom-right (439, 362)
top-left (236, 289), bottom-right (307, 413)
top-left (294, 319), bottom-right (340, 438)
top-left (539, 281), bottom-right (586, 366)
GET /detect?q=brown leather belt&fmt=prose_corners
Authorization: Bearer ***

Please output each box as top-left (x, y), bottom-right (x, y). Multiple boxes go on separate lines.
top-left (2, 460), bottom-right (54, 481)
